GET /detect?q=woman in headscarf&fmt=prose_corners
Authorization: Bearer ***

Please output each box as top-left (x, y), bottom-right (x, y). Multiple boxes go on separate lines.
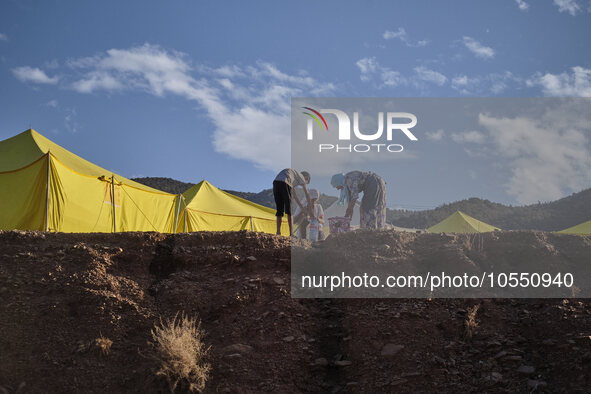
top-left (330, 171), bottom-right (386, 229)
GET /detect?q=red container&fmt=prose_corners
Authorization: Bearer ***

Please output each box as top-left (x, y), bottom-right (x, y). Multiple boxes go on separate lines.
top-left (328, 216), bottom-right (351, 234)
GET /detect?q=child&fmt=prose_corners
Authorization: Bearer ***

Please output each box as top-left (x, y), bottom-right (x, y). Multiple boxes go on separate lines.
top-left (307, 189), bottom-right (325, 242)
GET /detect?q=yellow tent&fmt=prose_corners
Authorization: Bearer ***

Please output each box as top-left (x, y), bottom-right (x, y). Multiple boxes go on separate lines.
top-left (175, 180), bottom-right (288, 235)
top-left (558, 220), bottom-right (591, 235)
top-left (0, 129), bottom-right (177, 232)
top-left (427, 211), bottom-right (500, 234)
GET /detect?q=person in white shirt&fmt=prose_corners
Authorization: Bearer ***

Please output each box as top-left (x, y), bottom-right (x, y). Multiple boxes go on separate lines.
top-left (306, 189), bottom-right (325, 242)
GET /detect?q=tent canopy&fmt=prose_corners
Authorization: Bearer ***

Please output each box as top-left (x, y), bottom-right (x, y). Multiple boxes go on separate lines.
top-left (177, 180), bottom-right (288, 234)
top-left (558, 220), bottom-right (591, 235)
top-left (0, 129), bottom-right (160, 192)
top-left (0, 129), bottom-right (177, 232)
top-left (427, 211), bottom-right (500, 234)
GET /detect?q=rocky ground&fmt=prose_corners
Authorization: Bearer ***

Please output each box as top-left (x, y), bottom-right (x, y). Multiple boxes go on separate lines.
top-left (1, 230), bottom-right (591, 393)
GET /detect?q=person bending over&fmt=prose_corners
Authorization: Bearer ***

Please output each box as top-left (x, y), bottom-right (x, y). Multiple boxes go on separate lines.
top-left (273, 168), bottom-right (311, 236)
top-left (330, 171), bottom-right (386, 229)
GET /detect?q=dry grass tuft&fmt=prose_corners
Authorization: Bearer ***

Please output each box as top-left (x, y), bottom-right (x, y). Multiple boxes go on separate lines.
top-left (95, 335), bottom-right (113, 356)
top-left (151, 313), bottom-right (211, 393)
top-left (464, 304), bottom-right (480, 340)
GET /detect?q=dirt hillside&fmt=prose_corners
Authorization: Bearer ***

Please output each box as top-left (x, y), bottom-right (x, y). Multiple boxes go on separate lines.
top-left (1, 230), bottom-right (591, 393)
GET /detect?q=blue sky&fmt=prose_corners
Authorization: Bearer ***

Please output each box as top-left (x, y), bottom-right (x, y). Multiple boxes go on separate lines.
top-left (1, 0), bottom-right (591, 209)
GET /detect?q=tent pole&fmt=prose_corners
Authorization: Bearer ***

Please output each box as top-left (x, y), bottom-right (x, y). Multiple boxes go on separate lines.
top-left (45, 153), bottom-right (51, 232)
top-left (111, 175), bottom-right (116, 233)
top-left (183, 209), bottom-right (187, 233)
top-left (174, 195), bottom-right (182, 234)
top-left (250, 216), bottom-right (254, 232)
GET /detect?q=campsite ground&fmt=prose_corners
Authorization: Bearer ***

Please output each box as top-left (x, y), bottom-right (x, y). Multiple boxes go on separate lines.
top-left (1, 230), bottom-right (591, 393)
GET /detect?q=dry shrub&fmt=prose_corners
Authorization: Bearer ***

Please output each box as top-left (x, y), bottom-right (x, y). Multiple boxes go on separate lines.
top-left (95, 335), bottom-right (113, 356)
top-left (151, 313), bottom-right (211, 393)
top-left (464, 304), bottom-right (480, 339)
top-left (463, 233), bottom-right (483, 253)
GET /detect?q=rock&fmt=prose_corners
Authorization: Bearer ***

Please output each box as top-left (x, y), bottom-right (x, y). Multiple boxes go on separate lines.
top-left (494, 350), bottom-right (508, 359)
top-left (484, 372), bottom-right (503, 382)
top-left (246, 256), bottom-right (257, 261)
top-left (380, 344), bottom-right (405, 357)
top-left (283, 336), bottom-right (295, 342)
top-left (273, 277), bottom-right (285, 285)
top-left (517, 365), bottom-right (535, 375)
top-left (390, 378), bottom-right (408, 386)
top-left (314, 357), bottom-right (328, 366)
top-left (505, 355), bottom-right (522, 361)
top-left (334, 360), bottom-right (352, 366)
top-left (528, 379), bottom-right (547, 389)
top-left (222, 344), bottom-right (253, 354)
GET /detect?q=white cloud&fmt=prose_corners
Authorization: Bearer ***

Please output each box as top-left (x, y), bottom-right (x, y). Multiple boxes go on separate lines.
top-left (72, 71), bottom-right (124, 93)
top-left (553, 0), bottom-right (581, 15)
top-left (449, 72), bottom-right (520, 95)
top-left (64, 108), bottom-right (79, 133)
top-left (451, 75), bottom-right (480, 94)
top-left (12, 66), bottom-right (59, 84)
top-left (527, 66), bottom-right (591, 96)
top-left (381, 70), bottom-right (406, 87)
top-left (45, 59), bottom-right (59, 69)
top-left (488, 71), bottom-right (520, 94)
top-left (451, 130), bottom-right (486, 144)
top-left (356, 59), bottom-right (446, 88)
top-left (515, 0), bottom-right (529, 10)
top-left (462, 36), bottom-right (495, 59)
top-left (356, 57), bottom-right (378, 82)
top-left (383, 28), bottom-right (405, 40)
top-left (356, 57), bottom-right (407, 87)
top-left (479, 111), bottom-right (591, 204)
top-left (46, 99), bottom-right (58, 108)
top-left (426, 129), bottom-right (445, 141)
top-left (452, 75), bottom-right (469, 86)
top-left (0, 33), bottom-right (7, 41)
top-left (60, 44), bottom-right (334, 171)
top-left (383, 28), bottom-right (428, 47)
top-left (414, 66), bottom-right (447, 86)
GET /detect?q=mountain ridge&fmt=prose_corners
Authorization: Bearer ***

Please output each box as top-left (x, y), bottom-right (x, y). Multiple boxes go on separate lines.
top-left (132, 177), bottom-right (591, 231)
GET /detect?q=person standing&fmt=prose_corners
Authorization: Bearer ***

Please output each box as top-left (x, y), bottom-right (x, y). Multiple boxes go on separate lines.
top-left (306, 189), bottom-right (324, 242)
top-left (330, 171), bottom-right (386, 229)
top-left (273, 169), bottom-right (311, 236)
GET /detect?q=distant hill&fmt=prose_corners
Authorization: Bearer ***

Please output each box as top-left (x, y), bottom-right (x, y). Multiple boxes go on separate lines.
top-left (132, 177), bottom-right (337, 210)
top-left (388, 188), bottom-right (591, 231)
top-left (132, 177), bottom-right (194, 195)
top-left (133, 177), bottom-right (591, 231)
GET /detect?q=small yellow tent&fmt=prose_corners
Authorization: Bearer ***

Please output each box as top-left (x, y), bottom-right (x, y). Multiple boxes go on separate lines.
top-left (0, 129), bottom-right (177, 232)
top-left (558, 220), bottom-right (591, 235)
top-left (427, 211), bottom-right (500, 234)
top-left (175, 180), bottom-right (288, 235)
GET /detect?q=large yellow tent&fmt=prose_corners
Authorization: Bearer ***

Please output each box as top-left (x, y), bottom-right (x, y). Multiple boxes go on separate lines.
top-left (175, 180), bottom-right (288, 235)
top-left (558, 220), bottom-right (591, 235)
top-left (427, 211), bottom-right (500, 234)
top-left (0, 129), bottom-right (288, 236)
top-left (0, 129), bottom-right (178, 232)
